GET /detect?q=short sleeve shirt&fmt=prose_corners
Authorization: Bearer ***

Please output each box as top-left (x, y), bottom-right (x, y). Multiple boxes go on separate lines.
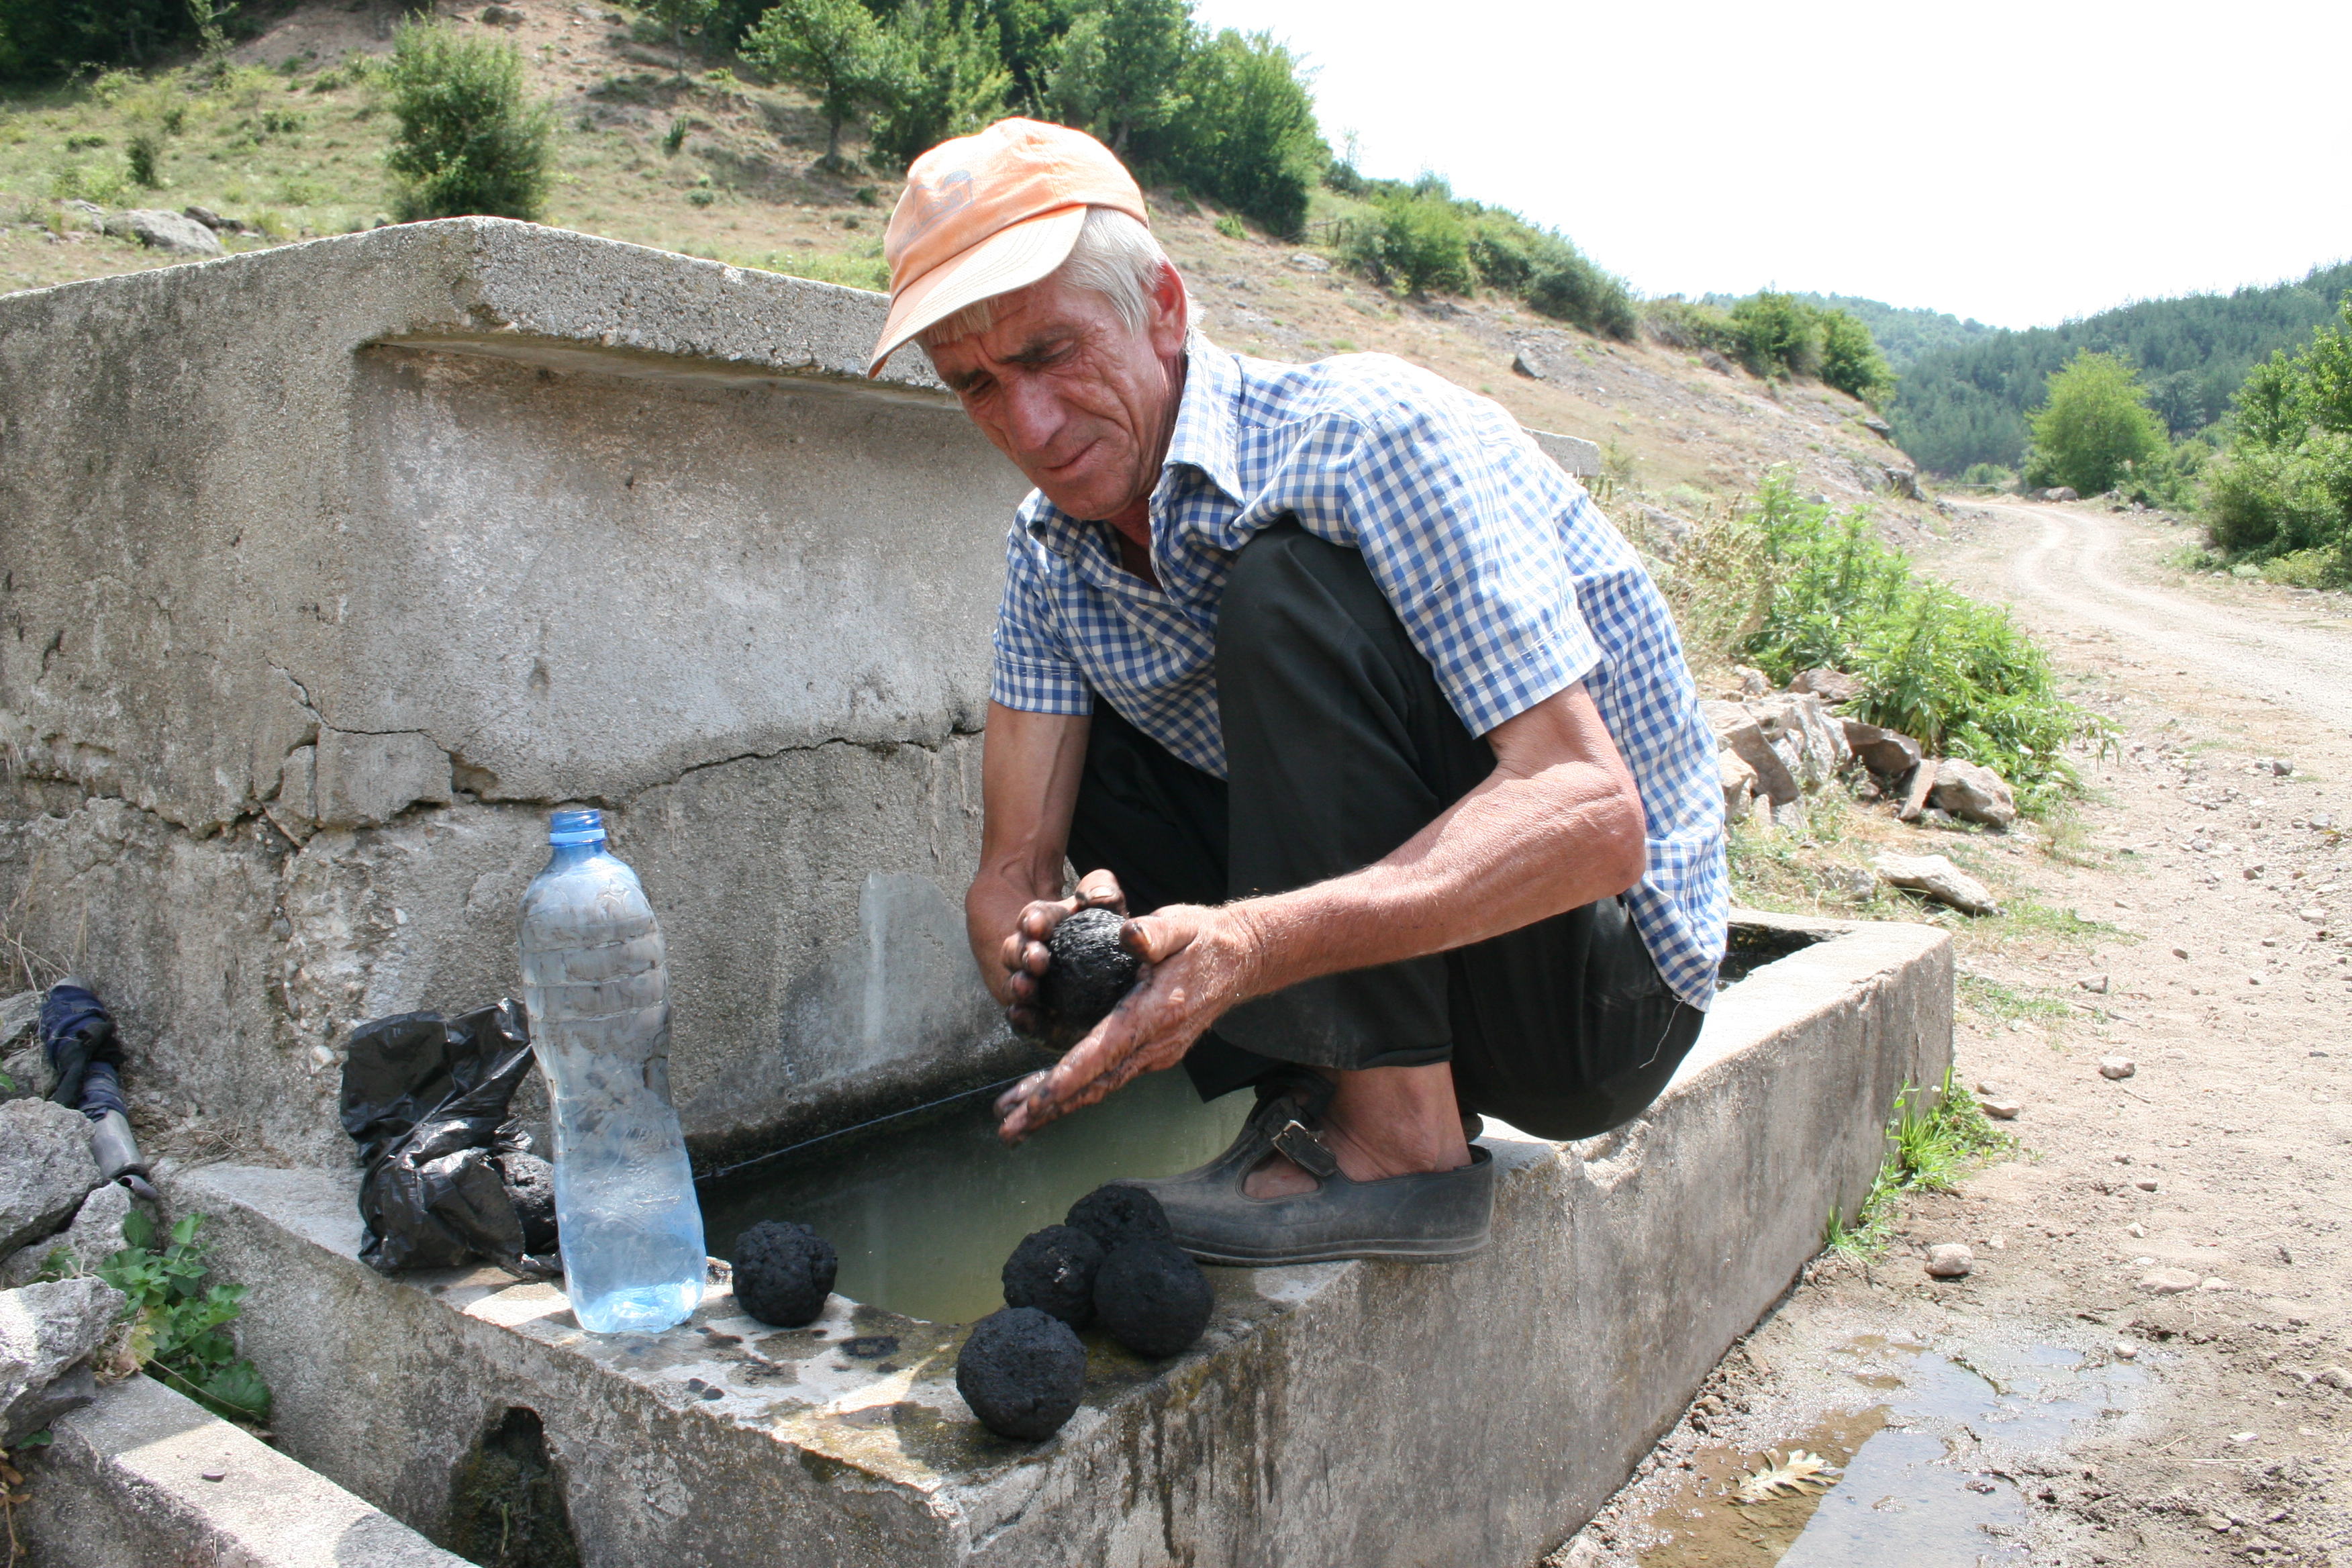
top-left (991, 340), bottom-right (1728, 1008)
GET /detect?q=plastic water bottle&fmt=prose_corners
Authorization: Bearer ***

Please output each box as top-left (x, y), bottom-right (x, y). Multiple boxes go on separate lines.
top-left (518, 808), bottom-right (705, 1334)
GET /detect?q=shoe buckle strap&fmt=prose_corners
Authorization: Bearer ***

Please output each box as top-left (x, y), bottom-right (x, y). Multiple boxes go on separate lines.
top-left (1271, 1119), bottom-right (1340, 1180)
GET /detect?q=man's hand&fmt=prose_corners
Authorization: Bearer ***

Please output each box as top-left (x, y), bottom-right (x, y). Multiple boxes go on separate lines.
top-left (999, 870), bottom-right (1127, 1039)
top-left (995, 901), bottom-right (1262, 1142)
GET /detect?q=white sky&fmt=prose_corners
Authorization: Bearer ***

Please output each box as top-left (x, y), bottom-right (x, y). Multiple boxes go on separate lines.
top-left (1187, 0), bottom-right (2351, 330)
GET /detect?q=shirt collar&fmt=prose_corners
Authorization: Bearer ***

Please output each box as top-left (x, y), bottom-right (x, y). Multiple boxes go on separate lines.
top-left (1021, 338), bottom-right (1245, 555)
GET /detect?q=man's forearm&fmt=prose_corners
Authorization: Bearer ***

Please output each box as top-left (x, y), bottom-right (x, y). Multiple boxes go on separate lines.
top-left (1226, 739), bottom-right (1646, 1004)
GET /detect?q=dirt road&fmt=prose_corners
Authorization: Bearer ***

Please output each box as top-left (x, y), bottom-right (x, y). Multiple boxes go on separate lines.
top-left (1553, 503), bottom-right (2352, 1568)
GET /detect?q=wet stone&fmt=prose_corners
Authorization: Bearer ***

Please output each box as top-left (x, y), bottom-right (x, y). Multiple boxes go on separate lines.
top-left (1093, 1238), bottom-right (1213, 1359)
top-left (955, 1307), bottom-right (1085, 1441)
top-left (1065, 1183), bottom-right (1173, 1255)
top-left (1001, 1224), bottom-right (1104, 1327)
top-left (732, 1220), bottom-right (838, 1328)
top-left (1031, 909), bottom-right (1145, 1050)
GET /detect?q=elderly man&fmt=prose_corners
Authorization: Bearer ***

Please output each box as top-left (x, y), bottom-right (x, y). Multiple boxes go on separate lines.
top-left (867, 119), bottom-right (1726, 1266)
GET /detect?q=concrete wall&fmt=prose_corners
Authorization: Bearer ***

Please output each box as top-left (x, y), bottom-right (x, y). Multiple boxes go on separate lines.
top-left (0, 219), bottom-right (1032, 1164)
top-left (169, 913), bottom-right (1951, 1568)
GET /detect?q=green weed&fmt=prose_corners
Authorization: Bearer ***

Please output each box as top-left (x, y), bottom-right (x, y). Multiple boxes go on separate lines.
top-left (93, 1211), bottom-right (271, 1426)
top-left (1955, 972), bottom-right (2067, 1025)
top-left (1824, 1070), bottom-right (2014, 1257)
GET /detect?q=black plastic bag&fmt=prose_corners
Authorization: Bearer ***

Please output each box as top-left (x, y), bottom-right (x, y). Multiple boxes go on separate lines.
top-left (341, 1001), bottom-right (561, 1278)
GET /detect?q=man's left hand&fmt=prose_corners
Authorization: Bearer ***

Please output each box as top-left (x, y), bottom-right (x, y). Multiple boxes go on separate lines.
top-left (994, 902), bottom-right (1261, 1142)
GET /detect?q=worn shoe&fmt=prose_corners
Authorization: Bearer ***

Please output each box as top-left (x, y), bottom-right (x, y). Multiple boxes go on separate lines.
top-left (1121, 1083), bottom-right (1493, 1267)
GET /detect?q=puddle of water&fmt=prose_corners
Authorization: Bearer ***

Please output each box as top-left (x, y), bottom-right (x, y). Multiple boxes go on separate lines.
top-left (697, 1068), bottom-right (1250, 1324)
top-left (1639, 1340), bottom-right (2145, 1568)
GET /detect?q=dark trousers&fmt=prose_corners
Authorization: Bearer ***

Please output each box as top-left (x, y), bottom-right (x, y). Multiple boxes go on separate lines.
top-left (1066, 523), bottom-right (1705, 1142)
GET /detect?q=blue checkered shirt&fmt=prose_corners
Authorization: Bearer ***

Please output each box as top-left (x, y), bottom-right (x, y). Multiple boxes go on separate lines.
top-left (992, 342), bottom-right (1728, 1008)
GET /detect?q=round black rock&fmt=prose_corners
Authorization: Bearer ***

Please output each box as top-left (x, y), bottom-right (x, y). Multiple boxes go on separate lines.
top-left (1032, 908), bottom-right (1144, 1050)
top-left (1064, 1183), bottom-right (1173, 1255)
top-left (497, 1152), bottom-right (558, 1257)
top-left (1093, 1238), bottom-right (1213, 1360)
top-left (732, 1220), bottom-right (838, 1328)
top-left (1001, 1224), bottom-right (1105, 1326)
top-left (956, 1307), bottom-right (1087, 1441)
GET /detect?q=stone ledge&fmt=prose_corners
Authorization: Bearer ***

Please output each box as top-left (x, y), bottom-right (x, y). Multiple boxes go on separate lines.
top-left (17, 1372), bottom-right (468, 1568)
top-left (167, 913), bottom-right (1951, 1567)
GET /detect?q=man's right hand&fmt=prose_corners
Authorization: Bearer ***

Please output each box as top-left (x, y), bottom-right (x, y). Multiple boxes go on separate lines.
top-left (999, 870), bottom-right (1127, 1038)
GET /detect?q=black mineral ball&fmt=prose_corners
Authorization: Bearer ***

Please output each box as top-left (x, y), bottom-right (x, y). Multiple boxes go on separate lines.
top-left (1064, 1183), bottom-right (1173, 1255)
top-left (1093, 1238), bottom-right (1213, 1360)
top-left (732, 1220), bottom-right (838, 1328)
top-left (497, 1153), bottom-right (559, 1257)
top-left (956, 1306), bottom-right (1087, 1441)
top-left (1032, 908), bottom-right (1144, 1050)
top-left (1001, 1224), bottom-right (1105, 1327)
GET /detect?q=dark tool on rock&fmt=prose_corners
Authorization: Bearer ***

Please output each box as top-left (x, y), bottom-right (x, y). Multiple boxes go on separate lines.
top-left (341, 1000), bottom-right (560, 1278)
top-left (955, 1306), bottom-right (1086, 1440)
top-left (1025, 908), bottom-right (1146, 1052)
top-left (1001, 1224), bottom-right (1104, 1327)
top-left (40, 979), bottom-right (156, 1202)
top-left (1093, 1237), bottom-right (1213, 1359)
top-left (732, 1220), bottom-right (838, 1327)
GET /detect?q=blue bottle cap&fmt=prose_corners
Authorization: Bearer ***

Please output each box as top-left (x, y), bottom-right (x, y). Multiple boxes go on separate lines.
top-left (548, 808), bottom-right (607, 846)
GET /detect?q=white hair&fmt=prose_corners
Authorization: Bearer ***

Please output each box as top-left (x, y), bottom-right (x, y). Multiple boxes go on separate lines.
top-left (917, 206), bottom-right (1189, 351)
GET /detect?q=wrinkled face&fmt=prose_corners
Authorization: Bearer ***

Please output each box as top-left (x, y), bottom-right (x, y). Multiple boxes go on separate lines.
top-left (925, 266), bottom-right (1189, 524)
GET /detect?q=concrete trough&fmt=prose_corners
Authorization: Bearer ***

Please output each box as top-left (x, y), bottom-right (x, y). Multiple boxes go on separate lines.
top-left (166, 911), bottom-right (1949, 1568)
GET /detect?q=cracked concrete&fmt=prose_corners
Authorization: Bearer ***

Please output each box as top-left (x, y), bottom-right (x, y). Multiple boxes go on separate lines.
top-left (1, 219), bottom-right (1030, 1165)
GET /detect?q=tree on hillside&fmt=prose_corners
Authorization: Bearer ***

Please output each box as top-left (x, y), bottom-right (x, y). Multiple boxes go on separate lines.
top-left (1157, 28), bottom-right (1322, 236)
top-left (2206, 303), bottom-right (2352, 570)
top-left (744, 0), bottom-right (891, 165)
top-left (384, 20), bottom-right (554, 222)
top-left (2023, 350), bottom-right (2168, 496)
top-left (646, 0), bottom-right (718, 77)
top-left (865, 0), bottom-right (1013, 170)
top-left (1817, 309), bottom-right (1894, 406)
top-left (1730, 291), bottom-right (1820, 380)
top-left (1044, 0), bottom-right (1189, 154)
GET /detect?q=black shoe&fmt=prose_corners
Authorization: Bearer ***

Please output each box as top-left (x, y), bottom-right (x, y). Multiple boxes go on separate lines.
top-left (1119, 1085), bottom-right (1493, 1267)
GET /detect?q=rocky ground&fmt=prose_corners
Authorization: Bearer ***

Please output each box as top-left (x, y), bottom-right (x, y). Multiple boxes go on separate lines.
top-left (1548, 502), bottom-right (2352, 1568)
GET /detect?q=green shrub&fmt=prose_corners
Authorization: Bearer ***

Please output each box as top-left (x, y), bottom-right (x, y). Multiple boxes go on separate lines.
top-left (126, 130), bottom-right (164, 187)
top-left (1349, 191), bottom-right (1471, 296)
top-left (1730, 291), bottom-right (1821, 380)
top-left (2022, 350), bottom-right (2169, 497)
top-left (1643, 297), bottom-right (1741, 355)
top-left (2201, 302), bottom-right (2352, 572)
top-left (1677, 470), bottom-right (2104, 812)
top-left (1214, 211), bottom-right (1244, 240)
top-left (383, 19), bottom-right (555, 222)
top-left (0, 0), bottom-right (196, 83)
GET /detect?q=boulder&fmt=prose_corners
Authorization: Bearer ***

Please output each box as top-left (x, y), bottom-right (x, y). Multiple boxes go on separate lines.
top-left (1896, 758), bottom-right (1937, 821)
top-left (1749, 693), bottom-right (1851, 794)
top-left (1716, 749), bottom-right (1758, 822)
top-left (1872, 852), bottom-right (1998, 916)
top-left (0, 1099), bottom-right (104, 1257)
top-left (183, 205), bottom-right (228, 230)
top-left (1700, 350), bottom-right (1738, 377)
top-left (1786, 668), bottom-right (1862, 704)
top-left (1, 1183), bottom-right (133, 1288)
top-left (1636, 505), bottom-right (1693, 560)
top-left (1703, 701), bottom-right (1798, 807)
top-left (1881, 467), bottom-right (1924, 501)
top-left (1929, 758), bottom-right (2017, 828)
top-left (1841, 718), bottom-right (1922, 778)
top-left (0, 1277), bottom-right (127, 1436)
top-left (1286, 252), bottom-right (1330, 273)
top-left (60, 199), bottom-right (105, 232)
top-left (101, 209), bottom-right (225, 257)
top-left (1861, 415), bottom-right (1894, 441)
top-left (2035, 486), bottom-right (2079, 503)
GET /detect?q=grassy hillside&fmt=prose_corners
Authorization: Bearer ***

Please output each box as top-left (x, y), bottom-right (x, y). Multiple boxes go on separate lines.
top-left (1891, 260), bottom-right (2352, 477)
top-left (0, 0), bottom-right (1934, 551)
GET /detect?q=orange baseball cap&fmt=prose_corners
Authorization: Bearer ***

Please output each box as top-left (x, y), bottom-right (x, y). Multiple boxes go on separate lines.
top-left (867, 117), bottom-right (1148, 377)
